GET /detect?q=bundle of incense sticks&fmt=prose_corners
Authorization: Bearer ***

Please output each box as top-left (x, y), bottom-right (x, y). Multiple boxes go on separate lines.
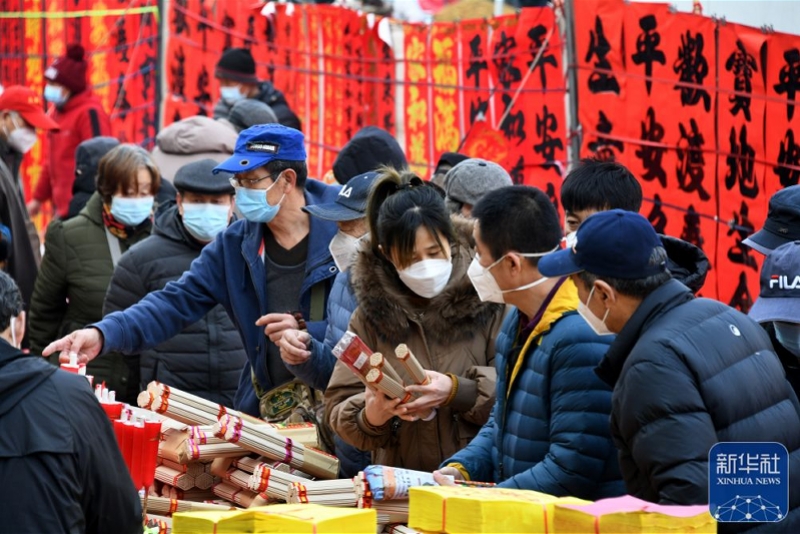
top-left (366, 368), bottom-right (412, 403)
top-left (140, 383), bottom-right (320, 447)
top-left (213, 481), bottom-right (258, 508)
top-left (213, 414), bottom-right (339, 479)
top-left (249, 462), bottom-right (310, 499)
top-left (331, 331), bottom-right (375, 386)
top-left (144, 514), bottom-right (171, 534)
top-left (193, 472), bottom-right (215, 491)
top-left (394, 344), bottom-right (429, 385)
top-left (221, 468), bottom-right (253, 492)
top-left (369, 352), bottom-right (403, 384)
top-left (361, 465), bottom-right (455, 501)
top-left (181, 439), bottom-right (249, 463)
top-left (159, 458), bottom-right (205, 479)
top-left (155, 465), bottom-right (196, 491)
top-left (161, 486), bottom-right (215, 502)
top-left (141, 495), bottom-right (234, 515)
top-left (286, 480), bottom-right (359, 507)
top-left (358, 496), bottom-right (410, 525)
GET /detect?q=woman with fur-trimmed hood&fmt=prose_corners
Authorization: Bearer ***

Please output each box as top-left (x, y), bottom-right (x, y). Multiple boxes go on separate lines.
top-left (324, 169), bottom-right (506, 472)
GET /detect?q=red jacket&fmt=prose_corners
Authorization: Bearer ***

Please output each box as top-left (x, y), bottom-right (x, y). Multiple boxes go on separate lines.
top-left (34, 90), bottom-right (111, 217)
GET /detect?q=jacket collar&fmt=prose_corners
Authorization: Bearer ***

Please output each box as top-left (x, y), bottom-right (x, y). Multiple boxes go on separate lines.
top-left (595, 279), bottom-right (694, 387)
top-left (240, 180), bottom-right (339, 272)
top-left (351, 231), bottom-right (503, 347)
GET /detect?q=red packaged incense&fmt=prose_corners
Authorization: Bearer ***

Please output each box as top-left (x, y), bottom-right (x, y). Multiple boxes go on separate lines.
top-left (141, 421), bottom-right (161, 491)
top-left (332, 331), bottom-right (375, 383)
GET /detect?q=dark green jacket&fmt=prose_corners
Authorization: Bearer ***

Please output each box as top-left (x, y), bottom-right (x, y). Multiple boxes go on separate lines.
top-left (29, 192), bottom-right (151, 402)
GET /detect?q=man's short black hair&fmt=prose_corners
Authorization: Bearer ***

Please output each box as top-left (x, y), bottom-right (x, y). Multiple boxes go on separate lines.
top-left (265, 159), bottom-right (308, 189)
top-left (0, 271), bottom-right (22, 332)
top-left (561, 158), bottom-right (643, 213)
top-left (472, 185), bottom-right (562, 266)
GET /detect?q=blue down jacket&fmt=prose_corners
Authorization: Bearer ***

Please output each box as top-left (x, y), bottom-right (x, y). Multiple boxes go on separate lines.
top-left (94, 179), bottom-right (341, 416)
top-left (444, 278), bottom-right (625, 501)
top-left (286, 269), bottom-right (356, 391)
top-left (595, 279), bottom-right (800, 531)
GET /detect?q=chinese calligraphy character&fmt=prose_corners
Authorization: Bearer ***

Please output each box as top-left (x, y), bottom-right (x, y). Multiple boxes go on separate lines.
top-left (647, 194), bottom-right (668, 234)
top-left (716, 453), bottom-right (738, 475)
top-left (114, 74), bottom-right (132, 119)
top-left (631, 14), bottom-right (666, 95)
top-left (493, 30), bottom-right (521, 93)
top-left (198, 2), bottom-right (210, 50)
top-left (171, 45), bottom-right (186, 98)
top-left (725, 125), bottom-right (759, 199)
top-left (635, 106), bottom-right (667, 187)
top-left (499, 96), bottom-right (526, 144)
top-left (727, 201), bottom-right (757, 271)
top-left (246, 15), bottom-right (256, 49)
top-left (673, 31), bottom-right (712, 112)
top-left (676, 118), bottom-right (710, 201)
top-left (760, 454), bottom-right (781, 475)
top-left (729, 271), bottom-right (754, 313)
top-left (774, 129), bottom-right (800, 187)
top-left (466, 35), bottom-right (489, 123)
top-left (588, 111), bottom-right (624, 161)
top-left (196, 65), bottom-right (212, 111)
top-left (774, 48), bottom-right (800, 121)
top-left (533, 105), bottom-right (564, 176)
top-left (585, 15), bottom-right (620, 94)
top-left (222, 13), bottom-right (236, 51)
top-left (725, 40), bottom-right (758, 121)
top-left (527, 25), bottom-right (557, 90)
top-left (115, 22), bottom-right (129, 63)
top-left (173, 0), bottom-right (190, 36)
top-left (680, 205), bottom-right (704, 250)
top-left (509, 156), bottom-right (525, 185)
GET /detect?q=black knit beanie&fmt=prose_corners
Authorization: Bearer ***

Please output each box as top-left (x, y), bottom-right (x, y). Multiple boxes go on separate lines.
top-left (215, 48), bottom-right (259, 84)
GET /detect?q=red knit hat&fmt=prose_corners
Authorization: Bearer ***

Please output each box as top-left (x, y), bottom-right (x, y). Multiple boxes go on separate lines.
top-left (44, 44), bottom-right (87, 95)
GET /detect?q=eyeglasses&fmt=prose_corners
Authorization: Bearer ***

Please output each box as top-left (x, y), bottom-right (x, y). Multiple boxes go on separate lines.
top-left (229, 172), bottom-right (276, 189)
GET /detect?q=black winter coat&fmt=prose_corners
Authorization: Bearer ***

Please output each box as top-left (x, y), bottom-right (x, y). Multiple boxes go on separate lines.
top-left (596, 279), bottom-right (800, 530)
top-left (103, 205), bottom-right (247, 406)
top-left (0, 340), bottom-right (141, 533)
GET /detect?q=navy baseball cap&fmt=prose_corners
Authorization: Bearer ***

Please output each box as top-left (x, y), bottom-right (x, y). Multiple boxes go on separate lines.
top-left (212, 123), bottom-right (306, 175)
top-left (743, 185), bottom-right (800, 255)
top-left (303, 171), bottom-right (378, 222)
top-left (539, 209), bottom-right (667, 280)
top-left (749, 241), bottom-right (800, 323)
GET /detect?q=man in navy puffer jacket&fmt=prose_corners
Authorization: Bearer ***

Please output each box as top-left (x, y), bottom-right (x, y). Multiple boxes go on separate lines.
top-left (539, 210), bottom-right (800, 531)
top-left (440, 186), bottom-right (625, 501)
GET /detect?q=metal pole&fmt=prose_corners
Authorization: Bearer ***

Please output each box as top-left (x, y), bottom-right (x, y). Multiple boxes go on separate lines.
top-left (563, 0), bottom-right (581, 173)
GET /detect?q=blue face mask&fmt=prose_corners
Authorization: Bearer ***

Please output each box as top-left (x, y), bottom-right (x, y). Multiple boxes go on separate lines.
top-left (44, 84), bottom-right (67, 106)
top-left (774, 322), bottom-right (800, 359)
top-left (220, 86), bottom-right (244, 105)
top-left (182, 203), bottom-right (230, 242)
top-left (110, 196), bottom-right (154, 227)
top-left (235, 178), bottom-right (284, 223)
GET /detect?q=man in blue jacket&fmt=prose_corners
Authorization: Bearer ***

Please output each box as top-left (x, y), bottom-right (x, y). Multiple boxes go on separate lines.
top-left (538, 210), bottom-right (800, 529)
top-left (437, 186), bottom-right (624, 501)
top-left (44, 124), bottom-right (341, 418)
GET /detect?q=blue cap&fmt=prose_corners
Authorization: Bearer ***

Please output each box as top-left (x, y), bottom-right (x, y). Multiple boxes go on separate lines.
top-left (749, 241), bottom-right (800, 324)
top-left (303, 171), bottom-right (378, 222)
top-left (538, 209), bottom-right (667, 280)
top-left (212, 123), bottom-right (306, 175)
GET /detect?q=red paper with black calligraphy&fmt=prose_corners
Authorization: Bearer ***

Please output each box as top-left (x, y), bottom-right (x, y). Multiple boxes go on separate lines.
top-left (717, 23), bottom-right (768, 311)
top-left (404, 23), bottom-right (432, 177)
top-left (303, 5), bottom-right (325, 178)
top-left (20, 0), bottom-right (46, 222)
top-left (457, 18), bottom-right (492, 141)
top-left (430, 22), bottom-right (461, 166)
top-left (365, 19), bottom-right (397, 137)
top-left (624, 5), bottom-right (719, 299)
top-left (766, 31), bottom-right (800, 197)
top-left (575, 0), bottom-right (626, 164)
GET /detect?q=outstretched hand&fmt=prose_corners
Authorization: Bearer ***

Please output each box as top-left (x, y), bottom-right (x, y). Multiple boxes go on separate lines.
top-left (42, 328), bottom-right (104, 364)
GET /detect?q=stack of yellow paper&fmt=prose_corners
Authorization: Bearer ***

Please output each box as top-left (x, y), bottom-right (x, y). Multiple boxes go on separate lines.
top-left (553, 495), bottom-right (716, 533)
top-left (173, 504), bottom-right (376, 534)
top-left (408, 485), bottom-right (590, 533)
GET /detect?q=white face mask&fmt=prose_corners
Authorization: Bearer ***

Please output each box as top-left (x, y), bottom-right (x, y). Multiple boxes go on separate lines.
top-left (329, 230), bottom-right (364, 273)
top-left (578, 286), bottom-right (614, 336)
top-left (467, 246), bottom-right (557, 304)
top-left (398, 258), bottom-right (453, 299)
top-left (220, 85), bottom-right (244, 105)
top-left (10, 315), bottom-right (18, 349)
top-left (563, 231), bottom-right (578, 250)
top-left (4, 114), bottom-right (37, 154)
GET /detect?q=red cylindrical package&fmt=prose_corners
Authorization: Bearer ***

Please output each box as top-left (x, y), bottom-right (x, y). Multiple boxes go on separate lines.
top-left (100, 402), bottom-right (123, 420)
top-left (332, 331), bottom-right (374, 381)
top-left (141, 421), bottom-right (161, 490)
top-left (130, 422), bottom-right (145, 490)
top-left (120, 421), bottom-right (135, 474)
